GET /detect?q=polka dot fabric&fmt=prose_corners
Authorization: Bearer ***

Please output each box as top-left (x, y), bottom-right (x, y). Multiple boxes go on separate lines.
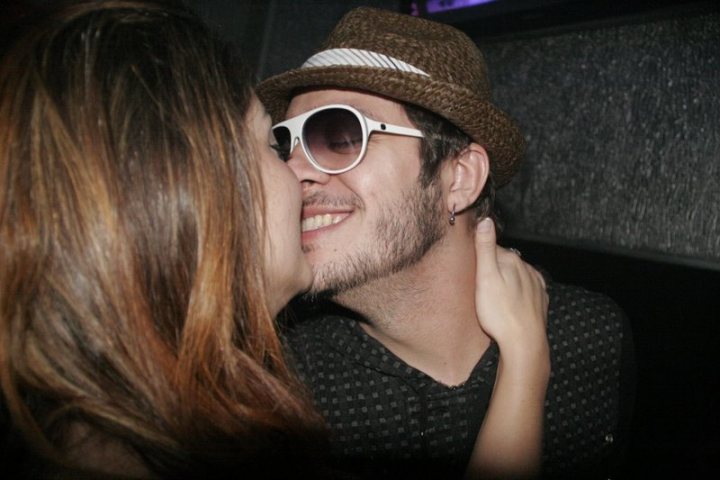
top-left (287, 282), bottom-right (629, 479)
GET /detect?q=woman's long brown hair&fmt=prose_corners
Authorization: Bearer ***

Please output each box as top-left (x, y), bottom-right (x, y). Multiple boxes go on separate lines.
top-left (0, 1), bottom-right (326, 476)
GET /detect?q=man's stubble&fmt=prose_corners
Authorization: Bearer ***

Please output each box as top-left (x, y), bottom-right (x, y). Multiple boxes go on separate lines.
top-left (305, 176), bottom-right (446, 300)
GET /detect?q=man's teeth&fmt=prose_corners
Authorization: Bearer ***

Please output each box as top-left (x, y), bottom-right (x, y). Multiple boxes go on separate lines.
top-left (302, 214), bottom-right (344, 232)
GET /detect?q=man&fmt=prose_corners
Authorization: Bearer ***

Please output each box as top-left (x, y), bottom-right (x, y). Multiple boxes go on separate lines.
top-left (258, 7), bottom-right (633, 479)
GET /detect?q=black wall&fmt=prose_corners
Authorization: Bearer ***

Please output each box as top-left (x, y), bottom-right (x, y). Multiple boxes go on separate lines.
top-left (483, 11), bottom-right (720, 269)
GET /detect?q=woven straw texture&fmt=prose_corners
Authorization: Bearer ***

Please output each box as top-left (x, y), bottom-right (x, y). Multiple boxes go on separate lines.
top-left (257, 7), bottom-right (526, 186)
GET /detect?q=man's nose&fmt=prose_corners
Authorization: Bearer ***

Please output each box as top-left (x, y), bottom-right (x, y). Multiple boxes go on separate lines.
top-left (286, 141), bottom-right (331, 185)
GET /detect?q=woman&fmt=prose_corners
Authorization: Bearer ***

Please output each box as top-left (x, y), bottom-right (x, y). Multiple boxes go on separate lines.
top-left (0, 1), bottom-right (326, 477)
top-left (0, 1), bottom-right (548, 478)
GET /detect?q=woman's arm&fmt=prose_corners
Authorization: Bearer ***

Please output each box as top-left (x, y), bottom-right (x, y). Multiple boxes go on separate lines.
top-left (465, 218), bottom-right (550, 479)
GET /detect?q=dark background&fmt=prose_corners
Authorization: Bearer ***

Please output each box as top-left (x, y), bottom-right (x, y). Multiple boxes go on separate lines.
top-left (4, 0), bottom-right (719, 477)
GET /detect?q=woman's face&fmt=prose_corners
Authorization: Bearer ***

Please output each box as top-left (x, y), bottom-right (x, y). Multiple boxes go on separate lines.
top-left (248, 96), bottom-right (312, 316)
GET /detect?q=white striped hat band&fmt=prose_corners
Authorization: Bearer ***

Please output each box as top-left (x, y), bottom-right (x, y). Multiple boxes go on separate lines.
top-left (302, 48), bottom-right (430, 77)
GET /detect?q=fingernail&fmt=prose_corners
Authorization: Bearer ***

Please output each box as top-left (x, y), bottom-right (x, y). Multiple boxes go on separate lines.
top-left (476, 217), bottom-right (492, 232)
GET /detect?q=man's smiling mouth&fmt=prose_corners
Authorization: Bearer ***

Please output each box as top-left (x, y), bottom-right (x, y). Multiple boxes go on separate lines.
top-left (301, 213), bottom-right (349, 232)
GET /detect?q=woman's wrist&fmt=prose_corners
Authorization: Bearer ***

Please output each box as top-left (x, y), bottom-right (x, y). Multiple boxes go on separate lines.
top-left (496, 340), bottom-right (551, 384)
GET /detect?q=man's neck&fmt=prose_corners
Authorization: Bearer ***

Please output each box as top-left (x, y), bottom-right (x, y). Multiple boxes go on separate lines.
top-left (335, 232), bottom-right (490, 387)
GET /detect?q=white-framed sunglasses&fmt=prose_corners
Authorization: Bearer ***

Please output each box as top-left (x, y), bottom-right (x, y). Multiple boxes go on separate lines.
top-left (272, 104), bottom-right (424, 175)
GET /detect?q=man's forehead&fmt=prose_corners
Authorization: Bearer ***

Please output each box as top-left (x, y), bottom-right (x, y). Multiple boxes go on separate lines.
top-left (286, 87), bottom-right (407, 120)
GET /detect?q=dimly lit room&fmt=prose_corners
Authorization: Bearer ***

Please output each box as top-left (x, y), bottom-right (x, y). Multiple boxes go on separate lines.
top-left (1, 0), bottom-right (718, 478)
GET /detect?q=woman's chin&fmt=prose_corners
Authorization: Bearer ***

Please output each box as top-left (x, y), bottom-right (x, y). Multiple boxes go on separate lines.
top-left (270, 276), bottom-right (313, 318)
top-left (293, 257), bottom-right (314, 294)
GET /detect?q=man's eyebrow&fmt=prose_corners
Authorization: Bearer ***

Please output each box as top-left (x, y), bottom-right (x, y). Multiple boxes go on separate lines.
top-left (300, 102), bottom-right (381, 121)
top-left (353, 103), bottom-right (410, 123)
top-left (355, 106), bottom-right (382, 120)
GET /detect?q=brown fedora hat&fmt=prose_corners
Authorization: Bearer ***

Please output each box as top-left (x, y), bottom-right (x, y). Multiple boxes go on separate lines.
top-left (257, 7), bottom-right (525, 186)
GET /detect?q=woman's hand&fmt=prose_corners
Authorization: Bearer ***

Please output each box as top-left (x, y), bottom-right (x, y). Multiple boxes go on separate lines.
top-left (473, 217), bottom-right (548, 357)
top-left (466, 218), bottom-right (550, 480)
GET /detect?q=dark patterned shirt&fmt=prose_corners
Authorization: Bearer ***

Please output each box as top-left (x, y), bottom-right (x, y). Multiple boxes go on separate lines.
top-left (287, 282), bottom-right (634, 479)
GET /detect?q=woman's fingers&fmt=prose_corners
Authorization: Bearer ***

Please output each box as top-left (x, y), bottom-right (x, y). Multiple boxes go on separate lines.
top-left (474, 218), bottom-right (549, 345)
top-left (474, 217), bottom-right (500, 279)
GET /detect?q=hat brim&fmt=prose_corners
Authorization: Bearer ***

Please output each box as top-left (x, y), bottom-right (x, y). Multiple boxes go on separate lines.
top-left (257, 65), bottom-right (525, 186)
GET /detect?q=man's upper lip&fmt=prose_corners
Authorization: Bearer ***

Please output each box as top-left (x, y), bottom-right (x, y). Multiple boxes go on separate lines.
top-left (302, 206), bottom-right (353, 219)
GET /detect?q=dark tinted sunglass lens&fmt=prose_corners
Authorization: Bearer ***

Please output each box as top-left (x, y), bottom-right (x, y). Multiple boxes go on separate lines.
top-left (304, 108), bottom-right (363, 171)
top-left (272, 126), bottom-right (291, 159)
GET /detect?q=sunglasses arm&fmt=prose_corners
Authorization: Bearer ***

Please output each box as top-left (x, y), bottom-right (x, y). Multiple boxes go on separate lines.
top-left (366, 118), bottom-right (424, 139)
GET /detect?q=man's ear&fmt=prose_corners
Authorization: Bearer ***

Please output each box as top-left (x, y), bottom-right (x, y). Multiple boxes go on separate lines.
top-left (445, 142), bottom-right (489, 214)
